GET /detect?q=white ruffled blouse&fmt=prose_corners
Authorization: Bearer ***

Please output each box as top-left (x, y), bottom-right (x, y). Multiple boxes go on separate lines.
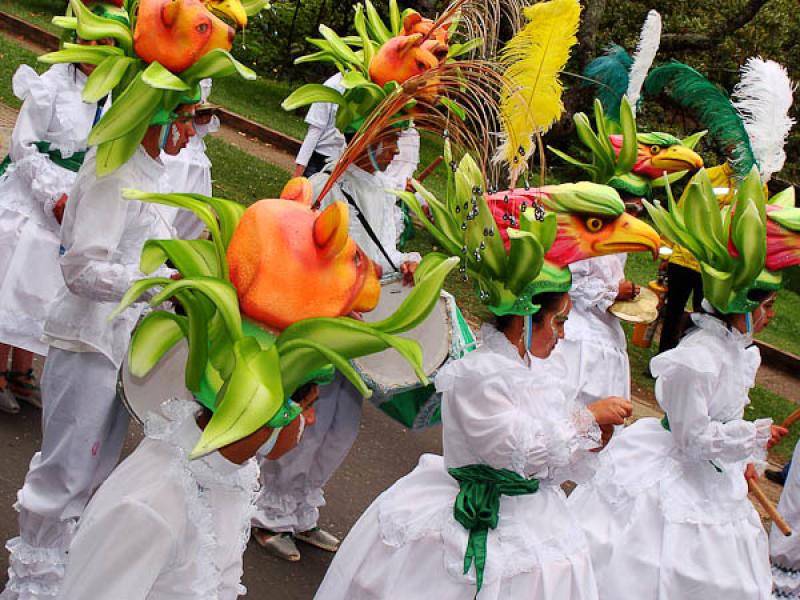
top-left (0, 64), bottom-right (98, 228)
top-left (56, 400), bottom-right (259, 600)
top-left (43, 147), bottom-right (176, 368)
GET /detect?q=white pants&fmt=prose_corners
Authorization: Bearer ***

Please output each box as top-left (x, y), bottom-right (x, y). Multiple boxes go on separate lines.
top-left (252, 373), bottom-right (363, 534)
top-left (2, 348), bottom-right (129, 600)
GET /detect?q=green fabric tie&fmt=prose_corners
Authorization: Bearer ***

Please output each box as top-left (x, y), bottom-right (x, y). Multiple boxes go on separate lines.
top-left (0, 141), bottom-right (86, 178)
top-left (448, 464), bottom-right (539, 596)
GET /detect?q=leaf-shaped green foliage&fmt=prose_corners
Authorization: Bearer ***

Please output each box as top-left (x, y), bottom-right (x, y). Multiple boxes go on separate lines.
top-left (128, 311), bottom-right (187, 377)
top-left (282, 84), bottom-right (348, 111)
top-left (141, 61), bottom-right (191, 91)
top-left (67, 0), bottom-right (133, 54)
top-left (241, 0), bottom-right (270, 16)
top-left (88, 73), bottom-right (162, 145)
top-left (83, 56), bottom-right (137, 103)
top-left (95, 118), bottom-right (150, 177)
top-left (140, 239), bottom-right (222, 278)
top-left (507, 228), bottom-right (544, 296)
top-left (180, 49), bottom-right (256, 88)
top-left (615, 97), bottom-right (638, 175)
top-left (364, 0), bottom-right (391, 44)
top-left (40, 43), bottom-right (123, 67)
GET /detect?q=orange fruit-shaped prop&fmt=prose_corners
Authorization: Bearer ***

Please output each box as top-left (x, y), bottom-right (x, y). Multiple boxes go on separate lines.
top-left (227, 178), bottom-right (382, 331)
top-left (133, 0), bottom-right (235, 73)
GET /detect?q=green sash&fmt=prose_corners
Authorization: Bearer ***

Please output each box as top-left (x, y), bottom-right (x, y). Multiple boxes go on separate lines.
top-left (448, 464), bottom-right (539, 595)
top-left (0, 141), bottom-right (87, 178)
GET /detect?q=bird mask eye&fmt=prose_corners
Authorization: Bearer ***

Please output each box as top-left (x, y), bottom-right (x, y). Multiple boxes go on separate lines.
top-left (650, 145), bottom-right (661, 155)
top-left (585, 217), bottom-right (603, 233)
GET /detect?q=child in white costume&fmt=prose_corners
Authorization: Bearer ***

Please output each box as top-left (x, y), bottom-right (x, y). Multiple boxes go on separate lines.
top-left (771, 441), bottom-right (800, 599)
top-left (547, 253), bottom-right (634, 406)
top-left (251, 139), bottom-right (421, 559)
top-left (160, 78), bottom-right (218, 240)
top-left (568, 168), bottom-right (797, 600)
top-left (0, 62), bottom-right (100, 412)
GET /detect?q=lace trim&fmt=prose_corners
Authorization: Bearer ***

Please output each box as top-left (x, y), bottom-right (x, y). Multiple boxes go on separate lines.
top-left (3, 536), bottom-right (69, 598)
top-left (773, 561), bottom-right (800, 599)
top-left (145, 399), bottom-right (259, 600)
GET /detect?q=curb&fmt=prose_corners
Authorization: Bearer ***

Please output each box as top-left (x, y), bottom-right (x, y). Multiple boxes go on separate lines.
top-left (754, 340), bottom-right (800, 376)
top-left (0, 11), bottom-right (303, 155)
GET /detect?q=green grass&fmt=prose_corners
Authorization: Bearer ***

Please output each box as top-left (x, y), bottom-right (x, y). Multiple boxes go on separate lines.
top-left (745, 387), bottom-right (800, 463)
top-left (206, 136), bottom-right (289, 204)
top-left (0, 0), bottom-right (61, 33)
top-left (0, 34), bottom-right (45, 108)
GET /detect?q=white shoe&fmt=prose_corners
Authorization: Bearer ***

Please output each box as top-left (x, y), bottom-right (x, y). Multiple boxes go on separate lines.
top-left (295, 527), bottom-right (340, 552)
top-left (252, 529), bottom-right (301, 562)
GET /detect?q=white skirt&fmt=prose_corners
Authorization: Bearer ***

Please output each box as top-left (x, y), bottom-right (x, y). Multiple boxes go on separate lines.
top-left (568, 418), bottom-right (772, 600)
top-left (0, 205), bottom-right (63, 355)
top-left (315, 454), bottom-right (598, 600)
top-left (770, 442), bottom-right (800, 599)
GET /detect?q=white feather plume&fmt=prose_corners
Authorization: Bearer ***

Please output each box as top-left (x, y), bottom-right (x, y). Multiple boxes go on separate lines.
top-left (626, 10), bottom-right (661, 115)
top-left (732, 57), bottom-right (796, 182)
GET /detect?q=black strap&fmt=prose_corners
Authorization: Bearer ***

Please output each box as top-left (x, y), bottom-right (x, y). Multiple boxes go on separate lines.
top-left (339, 186), bottom-right (399, 272)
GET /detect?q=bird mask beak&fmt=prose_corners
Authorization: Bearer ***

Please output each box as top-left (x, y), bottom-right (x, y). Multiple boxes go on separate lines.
top-left (207, 0), bottom-right (248, 29)
top-left (594, 212), bottom-right (661, 259)
top-left (648, 144), bottom-right (704, 174)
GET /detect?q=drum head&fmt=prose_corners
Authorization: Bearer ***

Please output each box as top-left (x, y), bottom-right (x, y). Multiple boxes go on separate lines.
top-left (118, 340), bottom-right (194, 424)
top-left (609, 287), bottom-right (659, 324)
top-left (353, 279), bottom-right (451, 389)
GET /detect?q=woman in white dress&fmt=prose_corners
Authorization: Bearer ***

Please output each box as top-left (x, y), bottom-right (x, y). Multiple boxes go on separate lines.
top-left (315, 286), bottom-right (633, 600)
top-left (771, 441), bottom-right (800, 599)
top-left (568, 167), bottom-right (797, 600)
top-left (0, 56), bottom-right (104, 413)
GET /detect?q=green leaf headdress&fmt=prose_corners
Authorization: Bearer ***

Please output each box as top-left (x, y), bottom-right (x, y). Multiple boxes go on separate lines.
top-left (114, 189), bottom-right (458, 457)
top-left (40, 0), bottom-right (257, 176)
top-left (644, 166), bottom-right (779, 314)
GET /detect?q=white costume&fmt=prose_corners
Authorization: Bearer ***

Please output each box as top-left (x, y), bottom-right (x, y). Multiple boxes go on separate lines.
top-left (295, 73), bottom-right (347, 172)
top-left (315, 324), bottom-right (602, 600)
top-left (547, 254), bottom-right (630, 406)
top-left (160, 79), bottom-right (217, 240)
top-left (771, 442), bottom-right (800, 598)
top-left (2, 147), bottom-right (175, 600)
top-left (56, 400), bottom-right (259, 600)
top-left (252, 167), bottom-right (420, 535)
top-left (568, 313), bottom-right (773, 600)
top-left (0, 64), bottom-right (98, 355)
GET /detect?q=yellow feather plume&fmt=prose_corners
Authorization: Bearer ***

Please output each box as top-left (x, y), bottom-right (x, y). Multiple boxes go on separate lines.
top-left (495, 0), bottom-right (581, 182)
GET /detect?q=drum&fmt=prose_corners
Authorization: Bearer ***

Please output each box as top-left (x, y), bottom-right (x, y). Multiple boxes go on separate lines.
top-left (117, 339), bottom-right (194, 425)
top-left (352, 276), bottom-right (476, 430)
top-left (609, 286), bottom-right (660, 324)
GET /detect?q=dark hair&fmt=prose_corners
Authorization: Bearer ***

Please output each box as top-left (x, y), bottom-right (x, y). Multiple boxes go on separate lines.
top-left (291, 382), bottom-right (316, 403)
top-left (494, 292), bottom-right (568, 332)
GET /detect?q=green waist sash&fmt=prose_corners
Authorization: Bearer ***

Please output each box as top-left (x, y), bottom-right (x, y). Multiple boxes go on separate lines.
top-left (448, 464), bottom-right (539, 595)
top-left (0, 141), bottom-right (87, 178)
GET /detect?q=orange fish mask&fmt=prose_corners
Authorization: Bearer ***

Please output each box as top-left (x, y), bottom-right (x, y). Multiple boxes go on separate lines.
top-left (133, 0), bottom-right (235, 73)
top-left (401, 11), bottom-right (449, 53)
top-left (227, 178), bottom-right (382, 331)
top-left (368, 33), bottom-right (447, 88)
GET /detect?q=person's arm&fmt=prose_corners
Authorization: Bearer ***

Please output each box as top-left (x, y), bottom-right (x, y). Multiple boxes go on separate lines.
top-left (60, 174), bottom-right (173, 304)
top-left (295, 124), bottom-right (325, 175)
top-left (568, 258), bottom-right (619, 312)
top-left (656, 361), bottom-right (771, 465)
top-left (8, 66), bottom-right (76, 224)
top-left (56, 499), bottom-right (175, 600)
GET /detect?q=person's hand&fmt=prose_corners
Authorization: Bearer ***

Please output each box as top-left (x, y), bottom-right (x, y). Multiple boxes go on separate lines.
top-left (400, 261), bottom-right (418, 286)
top-left (587, 396), bottom-right (633, 427)
top-left (591, 423), bottom-right (616, 452)
top-left (53, 194), bottom-right (68, 224)
top-left (616, 280), bottom-right (640, 301)
top-left (744, 463), bottom-right (759, 481)
top-left (293, 163), bottom-right (306, 178)
top-left (195, 112), bottom-right (213, 126)
top-left (768, 425), bottom-right (789, 449)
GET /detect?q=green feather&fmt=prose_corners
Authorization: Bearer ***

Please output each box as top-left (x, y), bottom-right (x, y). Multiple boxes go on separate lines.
top-left (644, 62), bottom-right (755, 178)
top-left (583, 44), bottom-right (632, 122)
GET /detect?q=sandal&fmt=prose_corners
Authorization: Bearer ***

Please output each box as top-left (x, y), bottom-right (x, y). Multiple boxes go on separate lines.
top-left (252, 529), bottom-right (301, 562)
top-left (8, 369), bottom-right (42, 409)
top-left (295, 527), bottom-right (340, 552)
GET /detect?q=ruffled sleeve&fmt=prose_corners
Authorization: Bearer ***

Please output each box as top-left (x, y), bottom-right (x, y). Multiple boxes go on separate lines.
top-left (448, 369), bottom-right (600, 479)
top-left (8, 65), bottom-right (71, 221)
top-left (568, 257), bottom-right (620, 312)
top-left (59, 168), bottom-right (176, 304)
top-left (652, 353), bottom-right (771, 466)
